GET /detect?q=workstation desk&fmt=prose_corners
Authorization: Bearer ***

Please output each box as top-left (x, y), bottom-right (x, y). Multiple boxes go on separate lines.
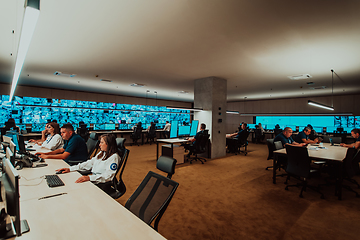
top-left (273, 143), bottom-right (348, 199)
top-left (10, 147), bottom-right (166, 239)
top-left (156, 138), bottom-right (189, 160)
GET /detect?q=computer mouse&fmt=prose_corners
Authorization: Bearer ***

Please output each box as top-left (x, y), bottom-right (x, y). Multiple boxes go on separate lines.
top-left (56, 169), bottom-right (65, 174)
top-left (27, 145), bottom-right (33, 148)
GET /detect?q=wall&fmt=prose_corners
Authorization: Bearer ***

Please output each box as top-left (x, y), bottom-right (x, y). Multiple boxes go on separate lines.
top-left (226, 94), bottom-right (360, 133)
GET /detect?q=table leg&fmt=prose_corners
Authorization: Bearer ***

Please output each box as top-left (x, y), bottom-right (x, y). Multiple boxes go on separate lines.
top-left (337, 161), bottom-right (343, 200)
top-left (156, 141), bottom-right (159, 159)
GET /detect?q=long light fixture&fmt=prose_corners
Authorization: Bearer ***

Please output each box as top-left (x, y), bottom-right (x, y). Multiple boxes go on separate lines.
top-left (307, 100), bottom-right (334, 111)
top-left (226, 110), bottom-right (239, 114)
top-left (166, 106), bottom-right (203, 112)
top-left (240, 113), bottom-right (351, 116)
top-left (9, 0), bottom-right (40, 101)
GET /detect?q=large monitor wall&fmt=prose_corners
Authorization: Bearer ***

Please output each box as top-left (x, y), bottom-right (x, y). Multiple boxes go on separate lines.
top-left (0, 95), bottom-right (190, 131)
top-left (255, 116), bottom-right (359, 133)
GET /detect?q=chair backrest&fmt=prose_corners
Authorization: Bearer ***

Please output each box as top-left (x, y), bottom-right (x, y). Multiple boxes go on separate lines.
top-left (125, 171), bottom-right (179, 231)
top-left (274, 128), bottom-right (282, 136)
top-left (274, 141), bottom-right (283, 150)
top-left (149, 125), bottom-right (156, 137)
top-left (343, 148), bottom-right (358, 178)
top-left (254, 129), bottom-right (262, 138)
top-left (156, 156), bottom-right (177, 179)
top-left (266, 139), bottom-right (275, 160)
top-left (322, 135), bottom-right (331, 143)
top-left (330, 137), bottom-right (342, 144)
top-left (132, 127), bottom-right (142, 138)
top-left (116, 137), bottom-right (126, 156)
top-left (194, 132), bottom-right (210, 153)
top-left (86, 132), bottom-right (99, 158)
top-left (285, 145), bottom-right (311, 178)
top-left (238, 130), bottom-right (249, 145)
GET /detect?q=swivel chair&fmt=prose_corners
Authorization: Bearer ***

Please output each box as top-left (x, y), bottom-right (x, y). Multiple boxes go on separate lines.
top-left (130, 127), bottom-right (142, 146)
top-left (265, 139), bottom-right (275, 170)
top-left (146, 125), bottom-right (157, 145)
top-left (186, 132), bottom-right (210, 164)
top-left (125, 156), bottom-right (179, 231)
top-left (109, 138), bottom-right (130, 199)
top-left (254, 129), bottom-right (262, 144)
top-left (284, 145), bottom-right (324, 198)
top-left (235, 131), bottom-right (250, 156)
top-left (86, 132), bottom-right (100, 158)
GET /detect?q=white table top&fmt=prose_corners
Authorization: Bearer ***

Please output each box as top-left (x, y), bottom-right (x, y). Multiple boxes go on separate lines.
top-left (274, 143), bottom-right (348, 162)
top-left (157, 138), bottom-right (190, 144)
top-left (11, 146), bottom-right (166, 239)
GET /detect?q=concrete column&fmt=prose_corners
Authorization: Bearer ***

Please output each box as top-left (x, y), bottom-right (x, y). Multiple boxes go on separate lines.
top-left (194, 77), bottom-right (227, 159)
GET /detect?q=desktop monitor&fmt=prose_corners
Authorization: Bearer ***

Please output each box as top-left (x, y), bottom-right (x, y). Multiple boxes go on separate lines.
top-left (326, 126), bottom-right (336, 133)
top-left (178, 126), bottom-right (191, 137)
top-left (104, 123), bottom-right (116, 130)
top-left (247, 124), bottom-right (256, 129)
top-left (169, 120), bottom-right (178, 138)
top-left (0, 157), bottom-right (29, 238)
top-left (190, 120), bottom-right (199, 137)
top-left (313, 127), bottom-right (323, 133)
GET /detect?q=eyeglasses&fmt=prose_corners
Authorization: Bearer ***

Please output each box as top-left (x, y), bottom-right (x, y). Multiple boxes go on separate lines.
top-left (46, 126), bottom-right (52, 129)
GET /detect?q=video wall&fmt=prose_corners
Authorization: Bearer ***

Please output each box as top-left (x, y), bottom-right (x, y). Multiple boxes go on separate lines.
top-left (0, 95), bottom-right (190, 131)
top-left (255, 116), bottom-right (360, 133)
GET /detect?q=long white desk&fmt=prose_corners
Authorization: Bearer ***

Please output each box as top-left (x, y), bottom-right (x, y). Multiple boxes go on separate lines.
top-left (156, 138), bottom-right (189, 160)
top-left (12, 148), bottom-right (166, 239)
top-left (273, 143), bottom-right (348, 199)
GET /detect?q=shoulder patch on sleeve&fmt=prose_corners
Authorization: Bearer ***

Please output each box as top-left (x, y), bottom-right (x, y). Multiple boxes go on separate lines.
top-left (110, 163), bottom-right (118, 171)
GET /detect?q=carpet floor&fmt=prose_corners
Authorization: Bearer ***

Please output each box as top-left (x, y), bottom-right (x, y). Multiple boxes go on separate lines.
top-left (116, 143), bottom-right (360, 240)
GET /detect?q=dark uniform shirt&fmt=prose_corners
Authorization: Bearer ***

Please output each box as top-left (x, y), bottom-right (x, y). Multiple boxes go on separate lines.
top-left (294, 131), bottom-right (308, 143)
top-left (274, 132), bottom-right (294, 147)
top-left (63, 133), bottom-right (88, 163)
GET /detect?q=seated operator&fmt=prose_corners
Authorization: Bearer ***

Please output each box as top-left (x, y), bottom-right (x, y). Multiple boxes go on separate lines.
top-left (183, 123), bottom-right (206, 152)
top-left (36, 123), bottom-right (88, 164)
top-left (56, 134), bottom-right (120, 193)
top-left (274, 127), bottom-right (307, 148)
top-left (294, 127), bottom-right (319, 144)
top-left (340, 128), bottom-right (360, 149)
top-left (226, 122), bottom-right (248, 153)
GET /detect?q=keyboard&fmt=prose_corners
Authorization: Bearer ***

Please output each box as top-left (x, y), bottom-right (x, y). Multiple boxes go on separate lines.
top-left (25, 152), bottom-right (43, 162)
top-left (45, 175), bottom-right (65, 188)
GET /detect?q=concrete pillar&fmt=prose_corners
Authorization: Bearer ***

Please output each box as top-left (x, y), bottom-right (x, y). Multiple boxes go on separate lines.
top-left (194, 77), bottom-right (227, 159)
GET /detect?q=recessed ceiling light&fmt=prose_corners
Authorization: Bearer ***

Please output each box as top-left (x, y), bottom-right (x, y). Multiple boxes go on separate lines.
top-left (178, 91), bottom-right (189, 94)
top-left (54, 71), bottom-right (76, 77)
top-left (130, 83), bottom-right (145, 87)
top-left (287, 74), bottom-right (312, 80)
top-left (309, 86), bottom-right (327, 90)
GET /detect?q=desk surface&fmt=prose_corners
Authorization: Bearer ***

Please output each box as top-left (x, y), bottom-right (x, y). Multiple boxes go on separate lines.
top-left (274, 143), bottom-right (347, 161)
top-left (13, 148), bottom-right (166, 239)
top-left (157, 138), bottom-right (190, 144)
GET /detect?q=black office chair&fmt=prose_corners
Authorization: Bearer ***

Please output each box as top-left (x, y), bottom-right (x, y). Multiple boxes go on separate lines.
top-left (146, 125), bottom-right (157, 145)
top-left (266, 139), bottom-right (275, 170)
top-left (274, 128), bottom-right (282, 137)
top-left (186, 132), bottom-right (210, 164)
top-left (130, 127), bottom-right (142, 146)
top-left (124, 171), bottom-right (179, 231)
top-left (77, 124), bottom-right (89, 142)
top-left (254, 129), bottom-right (262, 144)
top-left (235, 131), bottom-right (250, 156)
top-left (156, 155), bottom-right (177, 179)
top-left (86, 132), bottom-right (100, 158)
top-left (284, 145), bottom-right (324, 198)
top-left (109, 138), bottom-right (130, 199)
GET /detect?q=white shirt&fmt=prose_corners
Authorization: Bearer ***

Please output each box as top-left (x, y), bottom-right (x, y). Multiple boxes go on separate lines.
top-left (164, 123), bottom-right (171, 131)
top-left (69, 152), bottom-right (120, 184)
top-left (41, 134), bottom-right (64, 151)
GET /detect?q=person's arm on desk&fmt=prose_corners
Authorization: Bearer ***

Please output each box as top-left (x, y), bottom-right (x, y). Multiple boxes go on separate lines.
top-left (37, 148), bottom-right (70, 159)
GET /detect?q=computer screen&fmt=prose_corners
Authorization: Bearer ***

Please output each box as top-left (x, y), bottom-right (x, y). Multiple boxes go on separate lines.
top-left (247, 124), bottom-right (256, 129)
top-left (190, 120), bottom-right (199, 137)
top-left (178, 126), bottom-right (190, 137)
top-left (104, 123), bottom-right (115, 130)
top-left (170, 120), bottom-right (178, 138)
top-left (312, 127), bottom-right (323, 133)
top-left (326, 126), bottom-right (336, 133)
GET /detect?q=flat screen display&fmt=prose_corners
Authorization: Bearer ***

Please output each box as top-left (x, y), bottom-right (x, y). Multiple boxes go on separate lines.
top-left (170, 120), bottom-right (178, 138)
top-left (190, 120), bottom-right (199, 137)
top-left (178, 126), bottom-right (190, 137)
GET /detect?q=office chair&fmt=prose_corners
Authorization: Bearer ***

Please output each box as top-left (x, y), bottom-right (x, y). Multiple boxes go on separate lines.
top-left (266, 139), bottom-right (275, 170)
top-left (130, 126), bottom-right (142, 146)
top-left (86, 132), bottom-right (100, 158)
top-left (109, 138), bottom-right (130, 199)
top-left (146, 125), bottom-right (157, 145)
top-left (156, 156), bottom-right (177, 179)
top-left (284, 145), bottom-right (324, 199)
top-left (235, 131), bottom-right (250, 156)
top-left (254, 129), bottom-right (262, 144)
top-left (125, 171), bottom-right (179, 231)
top-left (274, 128), bottom-right (282, 137)
top-left (77, 124), bottom-right (89, 142)
top-left (186, 132), bottom-right (210, 164)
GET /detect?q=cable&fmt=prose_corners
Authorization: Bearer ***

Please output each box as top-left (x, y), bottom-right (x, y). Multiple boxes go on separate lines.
top-left (19, 175), bottom-right (45, 186)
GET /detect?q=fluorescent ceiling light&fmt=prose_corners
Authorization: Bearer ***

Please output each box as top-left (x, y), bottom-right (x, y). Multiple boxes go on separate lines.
top-left (240, 113), bottom-right (351, 116)
top-left (9, 0), bottom-right (40, 101)
top-left (226, 110), bottom-right (239, 114)
top-left (287, 74), bottom-right (312, 80)
top-left (166, 106), bottom-right (203, 112)
top-left (308, 100), bottom-right (334, 111)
